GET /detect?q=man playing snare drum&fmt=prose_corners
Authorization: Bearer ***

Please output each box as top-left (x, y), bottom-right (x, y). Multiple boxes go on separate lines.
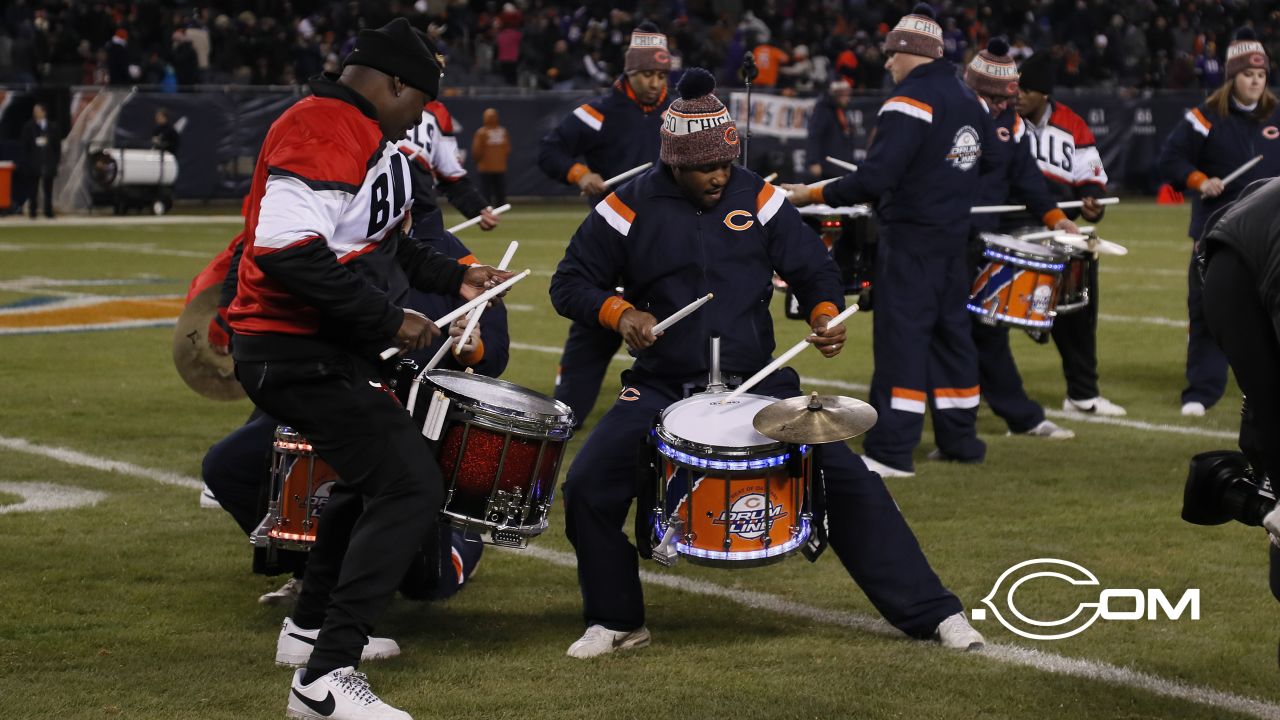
top-left (549, 67), bottom-right (984, 659)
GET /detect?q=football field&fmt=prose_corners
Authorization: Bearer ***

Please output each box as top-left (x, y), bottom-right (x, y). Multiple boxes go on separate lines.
top-left (1, 201), bottom-right (1277, 719)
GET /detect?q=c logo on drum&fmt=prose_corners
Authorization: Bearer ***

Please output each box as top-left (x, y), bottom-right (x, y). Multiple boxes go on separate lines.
top-left (619, 387), bottom-right (641, 402)
top-left (1263, 126), bottom-right (1279, 140)
top-left (996, 127), bottom-right (1011, 142)
top-left (723, 210), bottom-right (755, 231)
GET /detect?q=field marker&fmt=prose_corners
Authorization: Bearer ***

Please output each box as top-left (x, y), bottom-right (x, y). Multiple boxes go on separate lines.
top-left (0, 481), bottom-right (107, 514)
top-left (2, 437), bottom-right (1277, 718)
top-left (0, 318), bottom-right (177, 335)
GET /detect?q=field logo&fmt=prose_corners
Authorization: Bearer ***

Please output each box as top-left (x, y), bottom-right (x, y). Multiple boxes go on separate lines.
top-left (971, 558), bottom-right (1200, 640)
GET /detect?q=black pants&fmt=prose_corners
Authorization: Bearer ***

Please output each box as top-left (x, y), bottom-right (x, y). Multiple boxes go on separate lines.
top-left (21, 172), bottom-right (54, 217)
top-left (1202, 248), bottom-right (1280, 484)
top-left (1183, 242), bottom-right (1230, 406)
top-left (479, 172), bottom-right (506, 206)
top-left (236, 353), bottom-right (443, 673)
top-left (1051, 257), bottom-right (1100, 400)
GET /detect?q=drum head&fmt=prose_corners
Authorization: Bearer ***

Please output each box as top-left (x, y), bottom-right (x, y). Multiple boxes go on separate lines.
top-left (425, 369), bottom-right (573, 425)
top-left (660, 393), bottom-right (781, 451)
top-left (981, 233), bottom-right (1061, 260)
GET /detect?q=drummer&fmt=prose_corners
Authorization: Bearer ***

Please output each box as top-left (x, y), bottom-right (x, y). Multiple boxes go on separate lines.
top-left (549, 68), bottom-right (984, 659)
top-left (201, 229), bottom-right (507, 605)
top-left (965, 39), bottom-right (1079, 441)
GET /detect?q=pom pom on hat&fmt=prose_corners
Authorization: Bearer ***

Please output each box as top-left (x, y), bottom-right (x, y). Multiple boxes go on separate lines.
top-left (987, 37), bottom-right (1010, 56)
top-left (636, 20), bottom-right (660, 33)
top-left (677, 67), bottom-right (716, 100)
top-left (1235, 27), bottom-right (1257, 41)
top-left (911, 3), bottom-right (936, 20)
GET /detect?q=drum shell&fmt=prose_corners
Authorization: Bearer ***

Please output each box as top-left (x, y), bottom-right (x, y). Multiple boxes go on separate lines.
top-left (967, 238), bottom-right (1065, 329)
top-left (254, 427), bottom-right (338, 551)
top-left (1054, 253), bottom-right (1093, 315)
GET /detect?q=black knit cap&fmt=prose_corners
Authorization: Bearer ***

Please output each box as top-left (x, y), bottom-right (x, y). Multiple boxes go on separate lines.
top-left (343, 17), bottom-right (444, 100)
top-left (1018, 52), bottom-right (1054, 95)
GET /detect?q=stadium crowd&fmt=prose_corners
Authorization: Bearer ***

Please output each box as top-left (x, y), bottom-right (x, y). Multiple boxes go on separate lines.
top-left (3, 0), bottom-right (1280, 92)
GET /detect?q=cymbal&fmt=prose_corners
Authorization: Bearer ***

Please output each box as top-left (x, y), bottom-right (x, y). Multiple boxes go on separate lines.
top-left (172, 286), bottom-right (245, 401)
top-left (753, 392), bottom-right (878, 444)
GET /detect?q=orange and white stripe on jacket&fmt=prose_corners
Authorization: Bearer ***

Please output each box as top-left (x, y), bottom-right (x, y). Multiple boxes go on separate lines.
top-left (573, 104), bottom-right (605, 131)
top-left (1184, 108), bottom-right (1212, 137)
top-left (879, 96), bottom-right (934, 124)
top-left (594, 192), bottom-right (636, 236)
top-left (755, 183), bottom-right (787, 225)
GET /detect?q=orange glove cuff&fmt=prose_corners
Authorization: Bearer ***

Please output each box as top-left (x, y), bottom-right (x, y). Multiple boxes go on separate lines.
top-left (598, 296), bottom-right (635, 331)
top-left (567, 163), bottom-right (590, 184)
top-left (1186, 171), bottom-right (1208, 191)
top-left (1042, 208), bottom-right (1068, 229)
top-left (809, 301), bottom-right (840, 327)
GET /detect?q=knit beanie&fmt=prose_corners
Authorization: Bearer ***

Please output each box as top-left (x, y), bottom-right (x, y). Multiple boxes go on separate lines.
top-left (659, 68), bottom-right (740, 167)
top-left (965, 38), bottom-right (1019, 97)
top-left (1018, 52), bottom-right (1054, 95)
top-left (343, 18), bottom-right (444, 99)
top-left (1227, 27), bottom-right (1269, 78)
top-left (624, 21), bottom-right (672, 73)
top-left (883, 3), bottom-right (943, 60)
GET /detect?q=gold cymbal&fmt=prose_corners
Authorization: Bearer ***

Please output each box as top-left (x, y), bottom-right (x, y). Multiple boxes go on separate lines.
top-left (171, 286), bottom-right (245, 401)
top-left (752, 392), bottom-right (878, 444)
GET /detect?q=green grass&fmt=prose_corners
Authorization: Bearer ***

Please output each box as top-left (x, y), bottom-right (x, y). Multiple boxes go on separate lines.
top-left (0, 202), bottom-right (1276, 719)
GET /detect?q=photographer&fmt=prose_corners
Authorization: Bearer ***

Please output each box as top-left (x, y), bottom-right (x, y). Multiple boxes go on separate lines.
top-left (1194, 176), bottom-right (1280, 602)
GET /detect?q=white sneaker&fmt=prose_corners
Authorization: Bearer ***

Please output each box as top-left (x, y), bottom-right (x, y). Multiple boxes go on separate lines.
top-left (286, 667), bottom-right (412, 720)
top-left (1062, 396), bottom-right (1127, 416)
top-left (565, 624), bottom-right (651, 659)
top-left (1182, 401), bottom-right (1207, 417)
top-left (935, 612), bottom-right (985, 651)
top-left (199, 483), bottom-right (220, 509)
top-left (260, 577), bottom-right (303, 606)
top-left (861, 454), bottom-right (915, 478)
top-left (1009, 420), bottom-right (1075, 440)
top-left (276, 617), bottom-right (401, 667)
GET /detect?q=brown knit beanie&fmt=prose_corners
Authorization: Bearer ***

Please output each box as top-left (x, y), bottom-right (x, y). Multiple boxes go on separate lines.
top-left (1227, 27), bottom-right (1268, 78)
top-left (883, 3), bottom-right (943, 60)
top-left (659, 68), bottom-right (740, 167)
top-left (964, 38), bottom-right (1019, 97)
top-left (625, 21), bottom-right (672, 73)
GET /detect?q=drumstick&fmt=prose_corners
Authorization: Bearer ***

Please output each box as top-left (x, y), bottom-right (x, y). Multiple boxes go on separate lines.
top-left (723, 304), bottom-right (860, 403)
top-left (603, 162), bottom-right (653, 188)
top-left (825, 156), bottom-right (859, 173)
top-left (1222, 154), bottom-right (1264, 187)
top-left (762, 172), bottom-right (778, 184)
top-left (397, 140), bottom-right (427, 162)
top-left (652, 293), bottom-right (714, 335)
top-left (454, 240), bottom-right (518, 353)
top-left (379, 269), bottom-right (530, 360)
top-left (1018, 225), bottom-right (1097, 242)
top-left (973, 198), bottom-right (1119, 214)
top-left (446, 203), bottom-right (511, 234)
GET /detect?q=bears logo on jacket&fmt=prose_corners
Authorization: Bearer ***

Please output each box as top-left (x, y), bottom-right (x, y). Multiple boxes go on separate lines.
top-left (723, 210), bottom-right (755, 231)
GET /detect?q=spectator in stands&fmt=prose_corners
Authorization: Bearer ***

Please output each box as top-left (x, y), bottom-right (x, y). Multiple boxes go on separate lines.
top-left (471, 108), bottom-right (511, 206)
top-left (106, 28), bottom-right (133, 85)
top-left (151, 107), bottom-right (179, 155)
top-left (496, 18), bottom-right (521, 85)
top-left (751, 38), bottom-right (788, 88)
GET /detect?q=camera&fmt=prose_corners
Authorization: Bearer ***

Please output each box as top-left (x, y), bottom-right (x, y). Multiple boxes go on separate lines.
top-left (1182, 450), bottom-right (1280, 534)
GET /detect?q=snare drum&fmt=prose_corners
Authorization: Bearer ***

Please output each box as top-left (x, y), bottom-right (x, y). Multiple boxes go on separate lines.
top-left (650, 392), bottom-right (811, 568)
top-left (967, 234), bottom-right (1066, 329)
top-left (250, 426), bottom-right (339, 551)
top-left (412, 369), bottom-right (574, 548)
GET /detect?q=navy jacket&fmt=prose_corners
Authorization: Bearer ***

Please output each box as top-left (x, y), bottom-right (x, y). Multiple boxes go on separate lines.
top-left (1204, 177), bottom-right (1280, 339)
top-left (1159, 100), bottom-right (1280, 240)
top-left (550, 165), bottom-right (844, 381)
top-left (818, 60), bottom-right (993, 252)
top-left (537, 77), bottom-right (670, 202)
top-left (973, 107), bottom-right (1064, 234)
top-left (805, 95), bottom-right (857, 178)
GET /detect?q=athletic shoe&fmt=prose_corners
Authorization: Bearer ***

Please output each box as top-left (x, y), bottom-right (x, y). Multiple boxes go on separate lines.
top-left (1181, 401), bottom-right (1207, 417)
top-left (925, 449), bottom-right (983, 464)
top-left (935, 612), bottom-right (985, 651)
top-left (860, 454), bottom-right (915, 478)
top-left (276, 617), bottom-right (401, 667)
top-left (565, 624), bottom-right (651, 659)
top-left (1008, 420), bottom-right (1075, 440)
top-left (199, 483), bottom-right (220, 509)
top-left (260, 577), bottom-right (303, 606)
top-left (1062, 396), bottom-right (1127, 416)
top-left (286, 667), bottom-right (412, 720)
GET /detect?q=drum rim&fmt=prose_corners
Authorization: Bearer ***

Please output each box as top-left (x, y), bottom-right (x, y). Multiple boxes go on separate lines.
top-left (423, 369), bottom-right (575, 431)
top-left (656, 392), bottom-right (789, 459)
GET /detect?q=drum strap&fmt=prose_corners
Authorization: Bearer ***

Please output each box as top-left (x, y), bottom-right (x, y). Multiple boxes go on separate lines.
top-left (633, 417), bottom-right (662, 561)
top-left (801, 446), bottom-right (829, 563)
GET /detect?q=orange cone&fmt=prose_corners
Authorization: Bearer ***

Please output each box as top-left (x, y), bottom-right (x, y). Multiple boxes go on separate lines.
top-left (1156, 183), bottom-right (1184, 205)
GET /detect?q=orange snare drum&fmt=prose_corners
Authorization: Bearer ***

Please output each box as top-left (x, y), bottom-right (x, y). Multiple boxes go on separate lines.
top-left (967, 233), bottom-right (1066, 329)
top-left (250, 426), bottom-right (338, 551)
top-left (650, 392), bottom-right (811, 568)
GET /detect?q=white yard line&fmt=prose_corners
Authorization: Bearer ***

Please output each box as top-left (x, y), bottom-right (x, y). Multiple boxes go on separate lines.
top-left (0, 481), bottom-right (106, 514)
top-left (0, 435), bottom-right (1274, 718)
top-left (0, 293), bottom-right (183, 315)
top-left (0, 318), bottom-right (177, 335)
top-left (1099, 313), bottom-right (1187, 328)
top-left (0, 215), bottom-right (243, 227)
